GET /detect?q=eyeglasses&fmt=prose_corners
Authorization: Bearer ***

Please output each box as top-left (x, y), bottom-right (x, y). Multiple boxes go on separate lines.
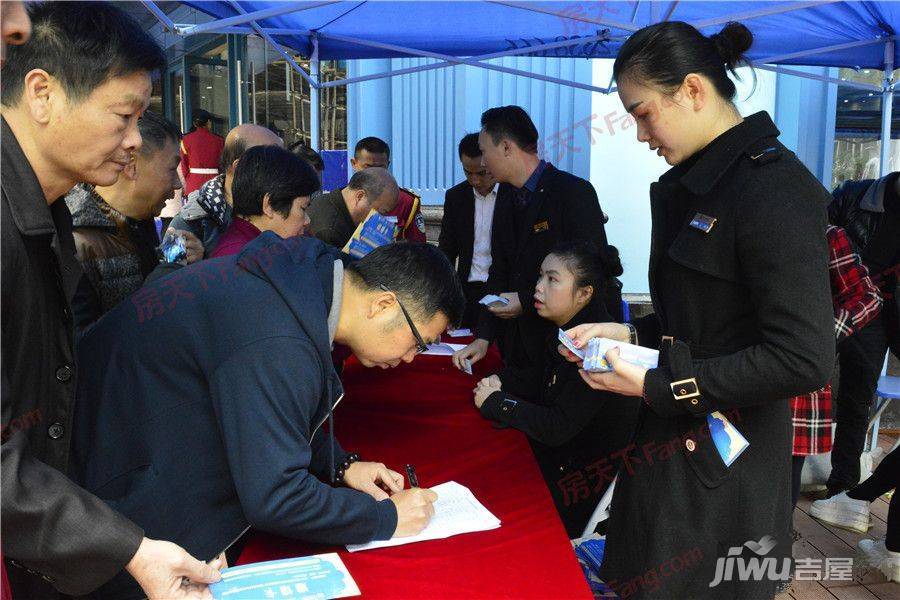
top-left (380, 284), bottom-right (428, 354)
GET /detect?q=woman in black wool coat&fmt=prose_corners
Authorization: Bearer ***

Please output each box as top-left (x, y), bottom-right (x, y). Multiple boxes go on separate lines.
top-left (560, 21), bottom-right (835, 600)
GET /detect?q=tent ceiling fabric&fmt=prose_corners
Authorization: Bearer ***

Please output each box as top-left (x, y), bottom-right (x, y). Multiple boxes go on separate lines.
top-left (181, 1), bottom-right (900, 69)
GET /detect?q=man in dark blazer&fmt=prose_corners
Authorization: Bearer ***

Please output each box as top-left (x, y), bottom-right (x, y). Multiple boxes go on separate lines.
top-left (1, 3), bottom-right (220, 599)
top-left (452, 105), bottom-right (609, 371)
top-left (439, 133), bottom-right (500, 328)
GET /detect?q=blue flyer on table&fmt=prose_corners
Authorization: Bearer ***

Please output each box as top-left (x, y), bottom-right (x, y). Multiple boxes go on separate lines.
top-left (210, 553), bottom-right (360, 600)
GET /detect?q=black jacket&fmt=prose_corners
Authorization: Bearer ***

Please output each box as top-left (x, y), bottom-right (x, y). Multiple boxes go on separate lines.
top-left (0, 118), bottom-right (143, 597)
top-left (600, 112), bottom-right (834, 600)
top-left (439, 181), bottom-right (488, 282)
top-left (71, 235), bottom-right (397, 599)
top-left (476, 164), bottom-right (608, 367)
top-left (65, 185), bottom-right (160, 331)
top-left (829, 172), bottom-right (900, 324)
top-left (308, 188), bottom-right (356, 249)
top-left (479, 302), bottom-right (640, 537)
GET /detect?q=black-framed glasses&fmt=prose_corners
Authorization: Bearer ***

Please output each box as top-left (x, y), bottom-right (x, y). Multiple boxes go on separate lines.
top-left (380, 284), bottom-right (428, 354)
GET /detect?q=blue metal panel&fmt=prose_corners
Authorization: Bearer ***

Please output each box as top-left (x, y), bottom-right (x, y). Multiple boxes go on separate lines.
top-left (321, 150), bottom-right (348, 191)
top-left (348, 56), bottom-right (593, 203)
top-left (774, 66), bottom-right (838, 186)
top-left (347, 58), bottom-right (393, 154)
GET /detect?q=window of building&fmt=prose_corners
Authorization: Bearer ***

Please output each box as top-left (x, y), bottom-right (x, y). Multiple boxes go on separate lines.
top-left (246, 36), bottom-right (347, 149)
top-left (832, 67), bottom-right (900, 188)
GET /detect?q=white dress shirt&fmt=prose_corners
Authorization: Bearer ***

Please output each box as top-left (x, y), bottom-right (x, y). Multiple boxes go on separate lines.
top-left (468, 184), bottom-right (497, 282)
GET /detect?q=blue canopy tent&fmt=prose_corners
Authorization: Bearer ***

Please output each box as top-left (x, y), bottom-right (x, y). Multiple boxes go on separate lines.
top-left (142, 0), bottom-right (900, 174)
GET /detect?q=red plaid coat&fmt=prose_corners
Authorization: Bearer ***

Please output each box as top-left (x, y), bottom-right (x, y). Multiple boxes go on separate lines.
top-left (791, 225), bottom-right (882, 455)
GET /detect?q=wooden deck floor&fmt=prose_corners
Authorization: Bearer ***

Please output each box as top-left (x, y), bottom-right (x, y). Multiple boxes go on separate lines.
top-left (775, 433), bottom-right (898, 600)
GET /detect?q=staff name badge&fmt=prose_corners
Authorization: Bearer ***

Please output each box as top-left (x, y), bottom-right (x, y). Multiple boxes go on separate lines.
top-left (689, 213), bottom-right (717, 234)
top-left (533, 220), bottom-right (549, 233)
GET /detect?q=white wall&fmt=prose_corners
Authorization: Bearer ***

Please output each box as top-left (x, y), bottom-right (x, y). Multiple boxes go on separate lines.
top-left (589, 60), bottom-right (776, 294)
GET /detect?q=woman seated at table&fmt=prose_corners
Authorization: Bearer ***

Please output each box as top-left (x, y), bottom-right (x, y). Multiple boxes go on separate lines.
top-left (210, 144), bottom-right (319, 258)
top-left (473, 242), bottom-right (640, 537)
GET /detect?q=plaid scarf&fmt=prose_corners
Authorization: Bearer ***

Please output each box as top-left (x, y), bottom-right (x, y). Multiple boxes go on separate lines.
top-left (195, 174), bottom-right (227, 226)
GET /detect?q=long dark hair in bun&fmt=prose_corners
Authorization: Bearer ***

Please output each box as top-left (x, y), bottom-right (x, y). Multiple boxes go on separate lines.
top-left (549, 242), bottom-right (622, 294)
top-left (613, 20), bottom-right (753, 102)
top-left (549, 241), bottom-right (625, 322)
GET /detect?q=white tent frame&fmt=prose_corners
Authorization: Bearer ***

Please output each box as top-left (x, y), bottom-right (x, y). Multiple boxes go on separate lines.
top-left (144, 0), bottom-right (897, 172)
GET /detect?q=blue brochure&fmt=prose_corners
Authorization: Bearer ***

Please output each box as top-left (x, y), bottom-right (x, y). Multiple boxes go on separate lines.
top-left (210, 554), bottom-right (360, 600)
top-left (343, 211), bottom-right (397, 258)
top-left (707, 411), bottom-right (749, 467)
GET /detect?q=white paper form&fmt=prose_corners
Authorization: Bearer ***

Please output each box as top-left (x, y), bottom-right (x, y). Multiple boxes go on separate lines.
top-left (421, 342), bottom-right (466, 356)
top-left (346, 481), bottom-right (500, 552)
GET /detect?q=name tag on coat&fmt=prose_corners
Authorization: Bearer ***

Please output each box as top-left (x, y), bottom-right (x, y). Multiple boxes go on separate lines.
top-left (533, 220), bottom-right (549, 233)
top-left (689, 213), bottom-right (717, 233)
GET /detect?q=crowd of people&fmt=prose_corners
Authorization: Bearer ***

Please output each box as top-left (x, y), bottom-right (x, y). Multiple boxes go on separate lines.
top-left (1, 2), bottom-right (898, 600)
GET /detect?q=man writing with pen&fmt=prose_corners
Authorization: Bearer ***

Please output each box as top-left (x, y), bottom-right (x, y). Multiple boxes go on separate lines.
top-left (69, 239), bottom-right (456, 599)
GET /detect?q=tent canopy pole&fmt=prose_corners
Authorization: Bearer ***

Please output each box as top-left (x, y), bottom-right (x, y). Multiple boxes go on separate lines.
top-left (879, 39), bottom-right (895, 177)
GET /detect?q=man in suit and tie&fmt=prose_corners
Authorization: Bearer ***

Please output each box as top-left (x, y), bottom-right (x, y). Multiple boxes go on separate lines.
top-left (439, 133), bottom-right (499, 328)
top-left (452, 105), bottom-right (609, 372)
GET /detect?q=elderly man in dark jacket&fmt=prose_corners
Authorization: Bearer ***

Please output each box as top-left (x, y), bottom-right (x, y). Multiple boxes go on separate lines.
top-left (66, 111), bottom-right (202, 330)
top-left (1, 3), bottom-right (220, 599)
top-left (307, 167), bottom-right (399, 249)
top-left (71, 237), bottom-right (463, 599)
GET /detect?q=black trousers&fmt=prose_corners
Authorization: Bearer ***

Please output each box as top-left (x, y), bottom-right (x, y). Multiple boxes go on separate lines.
top-left (848, 446), bottom-right (900, 551)
top-left (791, 455), bottom-right (806, 509)
top-left (829, 314), bottom-right (895, 492)
top-left (461, 280), bottom-right (486, 330)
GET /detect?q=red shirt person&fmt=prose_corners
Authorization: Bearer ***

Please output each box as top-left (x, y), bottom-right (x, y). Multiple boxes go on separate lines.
top-left (180, 109), bottom-right (224, 196)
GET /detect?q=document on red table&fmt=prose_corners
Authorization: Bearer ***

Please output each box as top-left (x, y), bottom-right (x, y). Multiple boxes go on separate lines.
top-left (346, 481), bottom-right (500, 552)
top-left (210, 553), bottom-right (360, 599)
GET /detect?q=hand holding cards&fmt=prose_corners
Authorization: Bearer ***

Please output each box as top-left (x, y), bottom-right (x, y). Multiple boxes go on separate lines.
top-left (479, 294), bottom-right (509, 307)
top-left (558, 329), bottom-right (585, 360)
top-left (583, 338), bottom-right (659, 372)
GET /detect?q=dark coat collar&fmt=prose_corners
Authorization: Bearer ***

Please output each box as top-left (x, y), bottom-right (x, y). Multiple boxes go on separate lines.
top-left (65, 184), bottom-right (120, 231)
top-left (2, 117), bottom-right (84, 301)
top-left (665, 111), bottom-right (780, 196)
top-left (1, 117), bottom-right (59, 236)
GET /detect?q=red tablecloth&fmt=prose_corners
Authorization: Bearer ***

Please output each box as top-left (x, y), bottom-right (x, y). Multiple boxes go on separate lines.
top-left (237, 340), bottom-right (592, 599)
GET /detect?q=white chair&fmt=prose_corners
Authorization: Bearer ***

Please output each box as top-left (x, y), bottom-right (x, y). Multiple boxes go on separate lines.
top-left (581, 476), bottom-right (616, 538)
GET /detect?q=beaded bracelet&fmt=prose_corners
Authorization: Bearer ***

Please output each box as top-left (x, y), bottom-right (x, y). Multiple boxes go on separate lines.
top-left (333, 452), bottom-right (361, 484)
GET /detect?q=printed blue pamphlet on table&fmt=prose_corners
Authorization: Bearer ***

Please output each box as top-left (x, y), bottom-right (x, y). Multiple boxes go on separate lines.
top-left (210, 553), bottom-right (360, 600)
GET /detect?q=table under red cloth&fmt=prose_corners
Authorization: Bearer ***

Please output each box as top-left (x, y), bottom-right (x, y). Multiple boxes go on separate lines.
top-left (237, 339), bottom-right (592, 599)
